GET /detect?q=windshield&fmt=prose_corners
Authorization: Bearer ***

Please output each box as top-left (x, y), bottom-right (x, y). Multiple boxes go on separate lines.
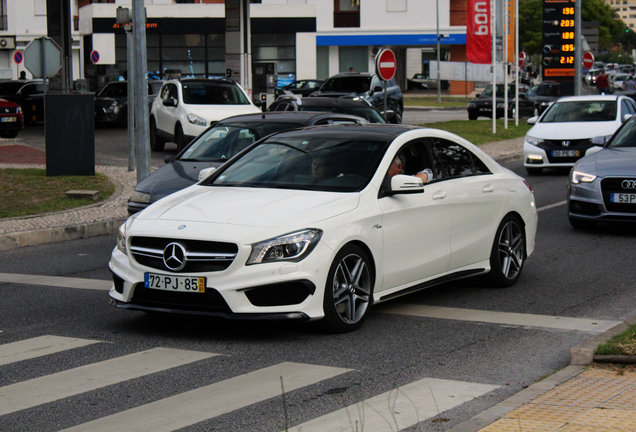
top-left (532, 84), bottom-right (560, 97)
top-left (206, 129), bottom-right (388, 192)
top-left (481, 84), bottom-right (517, 97)
top-left (182, 83), bottom-right (250, 105)
top-left (540, 101), bottom-right (617, 123)
top-left (320, 76), bottom-right (372, 93)
top-left (0, 82), bottom-right (26, 96)
top-left (97, 83), bottom-right (127, 98)
top-left (181, 122), bottom-right (302, 161)
top-left (607, 118), bottom-right (636, 148)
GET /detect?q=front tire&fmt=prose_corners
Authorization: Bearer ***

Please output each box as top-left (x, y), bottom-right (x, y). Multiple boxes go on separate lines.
top-left (485, 215), bottom-right (526, 288)
top-left (391, 105), bottom-right (403, 124)
top-left (322, 245), bottom-right (374, 333)
top-left (150, 118), bottom-right (165, 151)
top-left (175, 124), bottom-right (187, 152)
top-left (468, 112), bottom-right (478, 120)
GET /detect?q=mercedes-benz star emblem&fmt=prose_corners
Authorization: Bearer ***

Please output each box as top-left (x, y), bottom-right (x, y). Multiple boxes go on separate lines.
top-left (163, 242), bottom-right (187, 271)
top-left (622, 179), bottom-right (636, 190)
top-left (562, 141), bottom-right (570, 147)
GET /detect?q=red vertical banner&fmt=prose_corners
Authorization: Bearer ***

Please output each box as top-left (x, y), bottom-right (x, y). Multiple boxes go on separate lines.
top-left (467, 0), bottom-right (492, 64)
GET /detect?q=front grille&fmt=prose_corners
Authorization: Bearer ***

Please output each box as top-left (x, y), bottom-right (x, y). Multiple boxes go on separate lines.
top-left (130, 236), bottom-right (238, 273)
top-left (539, 139), bottom-right (591, 164)
top-left (601, 177), bottom-right (636, 213)
top-left (131, 283), bottom-right (232, 313)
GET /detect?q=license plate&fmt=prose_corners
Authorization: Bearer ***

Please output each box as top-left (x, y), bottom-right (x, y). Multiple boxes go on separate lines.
top-left (1, 117), bottom-right (16, 123)
top-left (144, 273), bottom-right (206, 293)
top-left (611, 193), bottom-right (636, 203)
top-left (552, 150), bottom-right (580, 157)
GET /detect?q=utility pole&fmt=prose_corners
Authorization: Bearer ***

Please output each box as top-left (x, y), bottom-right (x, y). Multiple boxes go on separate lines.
top-left (132, 0), bottom-right (150, 183)
top-left (574, 0), bottom-right (582, 95)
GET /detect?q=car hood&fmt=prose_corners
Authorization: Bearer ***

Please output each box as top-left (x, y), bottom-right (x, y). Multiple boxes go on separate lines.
top-left (185, 104), bottom-right (261, 121)
top-left (136, 186), bottom-right (361, 228)
top-left (94, 97), bottom-right (126, 108)
top-left (575, 148), bottom-right (636, 177)
top-left (528, 121), bottom-right (620, 139)
top-left (134, 160), bottom-right (225, 200)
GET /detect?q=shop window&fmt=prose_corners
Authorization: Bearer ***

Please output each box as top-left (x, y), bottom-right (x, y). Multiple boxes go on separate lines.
top-left (0, 0), bottom-right (6, 30)
top-left (334, 0), bottom-right (360, 28)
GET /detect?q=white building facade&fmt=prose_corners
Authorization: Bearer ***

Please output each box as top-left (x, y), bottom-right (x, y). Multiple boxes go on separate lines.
top-left (1, 0), bottom-right (472, 94)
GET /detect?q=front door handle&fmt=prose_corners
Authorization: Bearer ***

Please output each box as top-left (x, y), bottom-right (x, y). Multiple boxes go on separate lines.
top-left (432, 191), bottom-right (447, 200)
top-left (482, 185), bottom-right (495, 193)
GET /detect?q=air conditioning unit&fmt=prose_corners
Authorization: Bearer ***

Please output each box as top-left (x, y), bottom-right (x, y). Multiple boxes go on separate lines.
top-left (0, 37), bottom-right (16, 50)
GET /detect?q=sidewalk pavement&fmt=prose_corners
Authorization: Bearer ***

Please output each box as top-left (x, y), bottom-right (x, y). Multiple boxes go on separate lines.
top-left (3, 137), bottom-right (636, 432)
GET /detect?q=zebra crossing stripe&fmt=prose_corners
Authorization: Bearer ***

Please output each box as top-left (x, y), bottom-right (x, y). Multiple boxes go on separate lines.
top-left (288, 377), bottom-right (500, 432)
top-left (0, 335), bottom-right (101, 366)
top-left (61, 362), bottom-right (352, 432)
top-left (0, 273), bottom-right (111, 291)
top-left (0, 347), bottom-right (216, 416)
top-left (377, 304), bottom-right (622, 333)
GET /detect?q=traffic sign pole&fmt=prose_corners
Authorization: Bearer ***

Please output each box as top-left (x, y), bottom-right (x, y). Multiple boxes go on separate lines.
top-left (375, 49), bottom-right (397, 122)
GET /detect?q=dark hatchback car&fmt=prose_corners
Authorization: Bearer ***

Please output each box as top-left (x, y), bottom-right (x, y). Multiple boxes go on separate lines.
top-left (467, 84), bottom-right (534, 120)
top-left (0, 98), bottom-right (24, 138)
top-left (0, 80), bottom-right (44, 125)
top-left (128, 111), bottom-right (369, 214)
top-left (267, 96), bottom-right (388, 124)
top-left (531, 81), bottom-right (561, 116)
top-left (309, 72), bottom-right (403, 123)
top-left (274, 79), bottom-right (325, 99)
top-left (95, 80), bottom-right (163, 127)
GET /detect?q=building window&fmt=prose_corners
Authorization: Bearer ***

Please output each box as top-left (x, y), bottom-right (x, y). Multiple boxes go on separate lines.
top-left (252, 33), bottom-right (296, 82)
top-left (387, 0), bottom-right (407, 12)
top-left (334, 0), bottom-right (360, 28)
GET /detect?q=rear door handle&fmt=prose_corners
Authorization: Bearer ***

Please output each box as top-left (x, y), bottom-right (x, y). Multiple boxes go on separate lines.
top-left (432, 191), bottom-right (447, 200)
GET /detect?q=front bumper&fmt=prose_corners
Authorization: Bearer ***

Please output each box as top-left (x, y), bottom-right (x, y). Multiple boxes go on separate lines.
top-left (523, 141), bottom-right (589, 169)
top-left (568, 177), bottom-right (636, 223)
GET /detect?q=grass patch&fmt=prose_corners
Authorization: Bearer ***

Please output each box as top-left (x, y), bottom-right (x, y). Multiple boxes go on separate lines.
top-left (423, 119), bottom-right (533, 145)
top-left (0, 168), bottom-right (115, 219)
top-left (596, 324), bottom-right (636, 356)
top-left (404, 96), bottom-right (470, 108)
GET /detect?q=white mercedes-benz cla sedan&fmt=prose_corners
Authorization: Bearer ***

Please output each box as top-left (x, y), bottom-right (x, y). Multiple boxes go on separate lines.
top-left (109, 124), bottom-right (538, 332)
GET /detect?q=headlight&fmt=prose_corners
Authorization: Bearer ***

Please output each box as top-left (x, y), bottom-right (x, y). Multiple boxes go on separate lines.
top-left (496, 103), bottom-right (505, 108)
top-left (247, 229), bottom-right (323, 265)
top-left (187, 113), bottom-right (207, 126)
top-left (468, 103), bottom-right (476, 108)
top-left (591, 135), bottom-right (612, 145)
top-left (525, 135), bottom-right (545, 146)
top-left (108, 100), bottom-right (120, 113)
top-left (570, 170), bottom-right (597, 184)
top-left (116, 214), bottom-right (138, 255)
top-left (131, 190), bottom-right (150, 204)
top-left (540, 101), bottom-right (550, 107)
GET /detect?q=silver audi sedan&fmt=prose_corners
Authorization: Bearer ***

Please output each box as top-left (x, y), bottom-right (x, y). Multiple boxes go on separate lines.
top-left (567, 115), bottom-right (636, 229)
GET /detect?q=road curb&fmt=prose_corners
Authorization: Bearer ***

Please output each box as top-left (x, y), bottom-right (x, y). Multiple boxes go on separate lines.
top-left (447, 313), bottom-right (636, 432)
top-left (405, 105), bottom-right (465, 111)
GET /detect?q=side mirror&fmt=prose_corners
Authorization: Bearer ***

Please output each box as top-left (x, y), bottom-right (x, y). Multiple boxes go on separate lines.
top-left (585, 146), bottom-right (604, 156)
top-left (527, 116), bottom-right (538, 125)
top-left (373, 86), bottom-right (383, 93)
top-left (164, 155), bottom-right (175, 163)
top-left (623, 113), bottom-right (633, 123)
top-left (198, 166), bottom-right (217, 181)
top-left (162, 98), bottom-right (176, 107)
top-left (386, 175), bottom-right (424, 196)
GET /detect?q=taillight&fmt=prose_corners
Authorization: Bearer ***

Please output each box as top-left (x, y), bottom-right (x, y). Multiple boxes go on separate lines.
top-left (523, 180), bottom-right (534, 194)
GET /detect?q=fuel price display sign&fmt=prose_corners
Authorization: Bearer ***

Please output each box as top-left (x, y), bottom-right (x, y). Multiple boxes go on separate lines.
top-left (542, 0), bottom-right (576, 80)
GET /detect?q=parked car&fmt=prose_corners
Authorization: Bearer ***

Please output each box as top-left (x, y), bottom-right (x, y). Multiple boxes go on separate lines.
top-left (406, 73), bottom-right (449, 90)
top-left (149, 78), bottom-right (261, 151)
top-left (608, 74), bottom-right (632, 93)
top-left (0, 80), bottom-right (44, 125)
top-left (467, 84), bottom-right (535, 120)
top-left (267, 96), bottom-right (387, 123)
top-left (0, 98), bottom-right (24, 138)
top-left (531, 81), bottom-right (561, 116)
top-left (523, 95), bottom-right (636, 175)
top-left (274, 79), bottom-right (324, 99)
top-left (309, 72), bottom-right (403, 123)
top-left (129, 111), bottom-right (370, 214)
top-left (567, 115), bottom-right (636, 229)
top-left (585, 69), bottom-right (604, 86)
top-left (95, 80), bottom-right (163, 127)
top-left (110, 124), bottom-right (537, 332)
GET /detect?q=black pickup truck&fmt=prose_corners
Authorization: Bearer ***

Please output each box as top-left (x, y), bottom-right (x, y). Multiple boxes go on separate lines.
top-left (309, 72), bottom-right (403, 123)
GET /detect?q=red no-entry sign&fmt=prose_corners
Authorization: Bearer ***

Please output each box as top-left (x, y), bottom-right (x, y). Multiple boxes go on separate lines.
top-left (375, 49), bottom-right (396, 81)
top-left (518, 51), bottom-right (526, 67)
top-left (582, 52), bottom-right (595, 70)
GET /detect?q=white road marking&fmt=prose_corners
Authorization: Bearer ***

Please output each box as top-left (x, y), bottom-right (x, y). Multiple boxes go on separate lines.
top-left (0, 348), bottom-right (216, 416)
top-left (537, 200), bottom-right (567, 212)
top-left (378, 304), bottom-right (621, 333)
top-left (0, 335), bottom-right (101, 366)
top-left (288, 377), bottom-right (499, 432)
top-left (61, 362), bottom-right (352, 432)
top-left (0, 273), bottom-right (111, 290)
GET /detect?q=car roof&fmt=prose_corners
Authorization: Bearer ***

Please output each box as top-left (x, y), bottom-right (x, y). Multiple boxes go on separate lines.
top-left (267, 123), bottom-right (418, 141)
top-left (281, 96), bottom-right (374, 108)
top-left (328, 72), bottom-right (374, 79)
top-left (171, 78), bottom-right (238, 86)
top-left (217, 111), bottom-right (366, 124)
top-left (557, 95), bottom-right (621, 103)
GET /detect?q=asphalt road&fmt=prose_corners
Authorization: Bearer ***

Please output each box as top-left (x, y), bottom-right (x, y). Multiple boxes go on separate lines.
top-left (2, 155), bottom-right (636, 431)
